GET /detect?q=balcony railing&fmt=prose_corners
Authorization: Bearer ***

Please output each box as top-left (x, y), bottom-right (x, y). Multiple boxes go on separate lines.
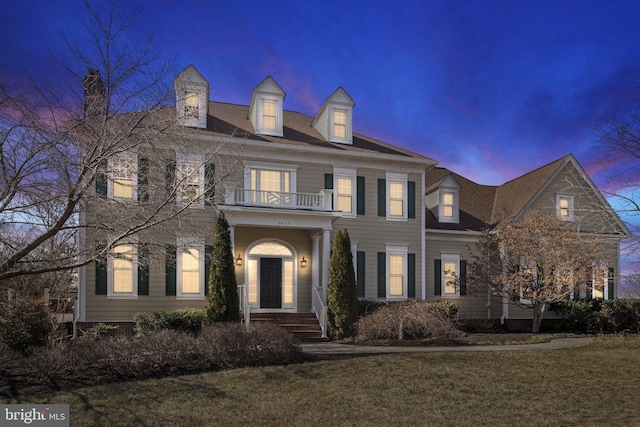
top-left (224, 186), bottom-right (333, 211)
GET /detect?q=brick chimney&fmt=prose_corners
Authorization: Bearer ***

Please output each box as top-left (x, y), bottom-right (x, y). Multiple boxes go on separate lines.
top-left (83, 69), bottom-right (105, 117)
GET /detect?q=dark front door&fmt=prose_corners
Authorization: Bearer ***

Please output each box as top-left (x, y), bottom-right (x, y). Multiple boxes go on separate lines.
top-left (260, 257), bottom-right (282, 308)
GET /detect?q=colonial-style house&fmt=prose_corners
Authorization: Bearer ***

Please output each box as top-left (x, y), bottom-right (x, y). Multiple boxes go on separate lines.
top-left (76, 65), bottom-right (628, 335)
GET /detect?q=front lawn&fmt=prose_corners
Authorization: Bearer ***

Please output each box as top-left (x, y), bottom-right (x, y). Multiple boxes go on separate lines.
top-left (4, 335), bottom-right (640, 426)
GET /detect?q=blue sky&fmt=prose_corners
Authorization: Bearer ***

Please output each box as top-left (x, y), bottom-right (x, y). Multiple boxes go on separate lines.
top-left (2, 1), bottom-right (640, 186)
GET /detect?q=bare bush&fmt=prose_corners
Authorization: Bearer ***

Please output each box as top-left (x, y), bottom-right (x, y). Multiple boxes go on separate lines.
top-left (355, 300), bottom-right (465, 343)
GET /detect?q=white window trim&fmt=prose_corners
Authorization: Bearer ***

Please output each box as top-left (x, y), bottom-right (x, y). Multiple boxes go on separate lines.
top-left (440, 253), bottom-right (460, 298)
top-left (255, 94), bottom-right (283, 136)
top-left (334, 167), bottom-right (356, 217)
top-left (386, 244), bottom-right (408, 299)
top-left (107, 238), bottom-right (138, 299)
top-left (177, 154), bottom-right (205, 207)
top-left (556, 194), bottom-right (574, 221)
top-left (108, 152), bottom-right (137, 201)
top-left (386, 172), bottom-right (408, 221)
top-left (328, 106), bottom-right (352, 143)
top-left (176, 237), bottom-right (205, 300)
top-left (439, 189), bottom-right (459, 224)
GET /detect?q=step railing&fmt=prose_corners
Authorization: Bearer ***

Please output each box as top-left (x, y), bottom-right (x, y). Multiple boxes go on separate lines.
top-left (312, 286), bottom-right (327, 338)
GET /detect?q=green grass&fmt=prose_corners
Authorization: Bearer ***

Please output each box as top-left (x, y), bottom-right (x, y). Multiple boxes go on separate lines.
top-left (4, 335), bottom-right (640, 426)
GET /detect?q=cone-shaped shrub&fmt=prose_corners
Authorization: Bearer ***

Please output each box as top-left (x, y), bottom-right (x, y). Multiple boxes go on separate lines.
top-left (207, 213), bottom-right (240, 322)
top-left (327, 229), bottom-right (359, 339)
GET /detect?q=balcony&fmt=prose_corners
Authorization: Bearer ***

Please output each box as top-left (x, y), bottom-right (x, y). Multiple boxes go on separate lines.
top-left (224, 186), bottom-right (333, 212)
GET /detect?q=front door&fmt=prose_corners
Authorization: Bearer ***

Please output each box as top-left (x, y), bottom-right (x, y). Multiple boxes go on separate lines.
top-left (260, 257), bottom-right (282, 308)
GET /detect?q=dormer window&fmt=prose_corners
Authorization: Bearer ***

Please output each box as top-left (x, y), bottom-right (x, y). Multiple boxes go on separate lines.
top-left (184, 92), bottom-right (199, 120)
top-left (174, 65), bottom-right (209, 129)
top-left (262, 99), bottom-right (277, 131)
top-left (442, 191), bottom-right (455, 219)
top-left (249, 77), bottom-right (285, 137)
top-left (313, 87), bottom-right (355, 144)
top-left (332, 109), bottom-right (347, 139)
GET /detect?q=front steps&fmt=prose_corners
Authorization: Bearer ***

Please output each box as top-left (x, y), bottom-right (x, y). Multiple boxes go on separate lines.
top-left (249, 312), bottom-right (330, 342)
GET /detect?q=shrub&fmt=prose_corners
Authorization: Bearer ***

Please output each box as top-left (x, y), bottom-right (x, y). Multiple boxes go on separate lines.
top-left (551, 299), bottom-right (640, 333)
top-left (80, 323), bottom-right (119, 340)
top-left (357, 299), bottom-right (387, 317)
top-left (207, 213), bottom-right (240, 322)
top-left (327, 229), bottom-right (359, 339)
top-left (0, 323), bottom-right (302, 396)
top-left (134, 308), bottom-right (207, 336)
top-left (0, 299), bottom-right (53, 354)
top-left (355, 299), bottom-right (465, 342)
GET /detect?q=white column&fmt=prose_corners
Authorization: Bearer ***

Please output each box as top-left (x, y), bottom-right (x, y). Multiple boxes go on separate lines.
top-left (229, 224), bottom-right (236, 255)
top-left (322, 228), bottom-right (331, 304)
top-left (311, 234), bottom-right (320, 289)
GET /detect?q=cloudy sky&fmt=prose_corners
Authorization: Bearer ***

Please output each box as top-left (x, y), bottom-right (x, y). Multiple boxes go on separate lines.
top-left (2, 1), bottom-right (640, 186)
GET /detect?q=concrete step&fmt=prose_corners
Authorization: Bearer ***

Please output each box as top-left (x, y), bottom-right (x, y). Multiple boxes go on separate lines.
top-left (247, 313), bottom-right (329, 342)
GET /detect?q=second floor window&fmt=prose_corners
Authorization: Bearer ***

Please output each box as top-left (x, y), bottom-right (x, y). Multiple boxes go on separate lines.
top-left (336, 176), bottom-right (354, 213)
top-left (111, 155), bottom-right (135, 200)
top-left (178, 162), bottom-right (203, 204)
top-left (250, 168), bottom-right (291, 204)
top-left (389, 181), bottom-right (405, 217)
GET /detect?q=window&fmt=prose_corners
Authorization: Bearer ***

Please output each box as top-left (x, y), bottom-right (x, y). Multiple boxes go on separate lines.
top-left (336, 177), bottom-right (353, 213)
top-left (333, 109), bottom-right (347, 139)
top-left (245, 162), bottom-right (298, 207)
top-left (109, 155), bottom-right (136, 200)
top-left (556, 194), bottom-right (574, 221)
top-left (441, 254), bottom-right (460, 297)
top-left (177, 158), bottom-right (204, 205)
top-left (386, 245), bottom-right (408, 299)
top-left (262, 99), bottom-right (277, 130)
top-left (177, 239), bottom-right (204, 299)
top-left (438, 187), bottom-right (459, 223)
top-left (386, 172), bottom-right (407, 220)
top-left (592, 265), bottom-right (608, 300)
top-left (108, 244), bottom-right (137, 298)
top-left (184, 92), bottom-right (199, 120)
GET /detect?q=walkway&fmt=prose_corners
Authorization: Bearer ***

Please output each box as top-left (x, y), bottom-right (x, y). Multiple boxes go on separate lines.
top-left (301, 337), bottom-right (594, 356)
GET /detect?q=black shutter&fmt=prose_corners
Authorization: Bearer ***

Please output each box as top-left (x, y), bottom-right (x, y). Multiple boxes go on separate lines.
top-left (377, 179), bottom-right (386, 217)
top-left (138, 156), bottom-right (149, 202)
top-left (204, 245), bottom-right (214, 296)
top-left (95, 245), bottom-right (107, 295)
top-left (408, 181), bottom-right (416, 219)
top-left (434, 259), bottom-right (442, 296)
top-left (608, 267), bottom-right (615, 300)
top-left (165, 161), bottom-right (176, 199)
top-left (205, 163), bottom-right (215, 206)
top-left (460, 260), bottom-right (467, 296)
top-left (138, 243), bottom-right (149, 295)
top-left (324, 173), bottom-right (334, 189)
top-left (357, 176), bottom-right (365, 215)
top-left (377, 252), bottom-right (386, 297)
top-left (408, 253), bottom-right (416, 298)
top-left (165, 244), bottom-right (176, 296)
top-left (357, 251), bottom-right (365, 297)
top-left (96, 159), bottom-right (108, 196)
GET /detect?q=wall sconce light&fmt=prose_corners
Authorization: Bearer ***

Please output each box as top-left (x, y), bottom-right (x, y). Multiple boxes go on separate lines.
top-left (300, 256), bottom-right (307, 268)
top-left (236, 253), bottom-right (243, 266)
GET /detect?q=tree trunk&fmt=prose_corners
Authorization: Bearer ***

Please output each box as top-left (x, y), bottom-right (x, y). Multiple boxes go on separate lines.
top-left (531, 301), bottom-right (546, 333)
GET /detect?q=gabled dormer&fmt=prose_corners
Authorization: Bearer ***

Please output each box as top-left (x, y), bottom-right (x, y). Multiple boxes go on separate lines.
top-left (248, 76), bottom-right (286, 137)
top-left (174, 65), bottom-right (209, 129)
top-left (312, 87), bottom-right (355, 144)
top-left (426, 174), bottom-right (460, 224)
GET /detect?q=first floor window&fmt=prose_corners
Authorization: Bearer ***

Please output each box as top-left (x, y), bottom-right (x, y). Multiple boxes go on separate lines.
top-left (108, 243), bottom-right (137, 298)
top-left (442, 254), bottom-right (460, 296)
top-left (177, 240), bottom-right (204, 299)
top-left (389, 254), bottom-right (404, 297)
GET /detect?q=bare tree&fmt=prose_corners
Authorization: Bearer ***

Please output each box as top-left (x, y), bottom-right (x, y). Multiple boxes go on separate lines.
top-left (0, 0), bottom-right (230, 283)
top-left (596, 100), bottom-right (640, 269)
top-left (467, 210), bottom-right (604, 332)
